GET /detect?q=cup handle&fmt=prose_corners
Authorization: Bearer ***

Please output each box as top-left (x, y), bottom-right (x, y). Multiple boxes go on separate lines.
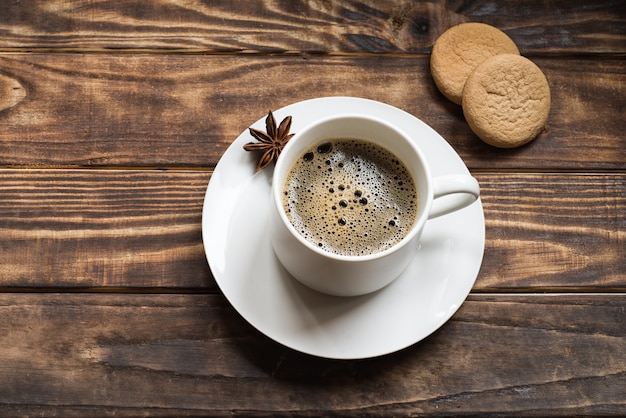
top-left (428, 175), bottom-right (480, 219)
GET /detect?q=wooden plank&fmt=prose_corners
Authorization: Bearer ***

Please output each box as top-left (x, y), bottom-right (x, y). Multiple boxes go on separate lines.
top-left (477, 173), bottom-right (626, 291)
top-left (0, 170), bottom-right (623, 291)
top-left (0, 0), bottom-right (624, 54)
top-left (0, 169), bottom-right (212, 289)
top-left (0, 293), bottom-right (623, 416)
top-left (0, 54), bottom-right (624, 170)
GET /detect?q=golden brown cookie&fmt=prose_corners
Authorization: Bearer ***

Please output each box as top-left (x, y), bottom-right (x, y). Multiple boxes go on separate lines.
top-left (462, 54), bottom-right (551, 148)
top-left (430, 22), bottom-right (520, 105)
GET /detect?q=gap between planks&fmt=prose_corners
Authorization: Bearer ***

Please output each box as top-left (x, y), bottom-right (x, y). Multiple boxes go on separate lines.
top-left (0, 287), bottom-right (624, 295)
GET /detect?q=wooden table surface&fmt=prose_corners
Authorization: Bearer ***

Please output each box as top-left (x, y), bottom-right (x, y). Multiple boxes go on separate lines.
top-left (1, 1), bottom-right (624, 416)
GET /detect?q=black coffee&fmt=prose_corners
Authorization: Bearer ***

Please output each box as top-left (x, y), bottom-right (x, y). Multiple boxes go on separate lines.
top-left (282, 139), bottom-right (418, 256)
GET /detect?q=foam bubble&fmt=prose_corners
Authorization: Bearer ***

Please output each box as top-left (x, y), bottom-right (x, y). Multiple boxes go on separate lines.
top-left (283, 139), bottom-right (418, 256)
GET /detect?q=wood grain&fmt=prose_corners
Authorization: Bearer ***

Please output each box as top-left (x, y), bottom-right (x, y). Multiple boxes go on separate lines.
top-left (0, 54), bottom-right (624, 169)
top-left (0, 170), bottom-right (212, 288)
top-left (0, 170), bottom-right (623, 291)
top-left (477, 173), bottom-right (626, 291)
top-left (0, 0), bottom-right (624, 54)
top-left (0, 293), bottom-right (623, 416)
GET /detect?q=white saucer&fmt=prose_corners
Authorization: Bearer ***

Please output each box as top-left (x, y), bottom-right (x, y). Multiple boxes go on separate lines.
top-left (202, 97), bottom-right (484, 359)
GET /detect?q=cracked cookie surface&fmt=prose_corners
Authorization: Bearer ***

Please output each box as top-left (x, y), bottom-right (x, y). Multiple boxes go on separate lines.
top-left (430, 22), bottom-right (520, 105)
top-left (462, 54), bottom-right (551, 148)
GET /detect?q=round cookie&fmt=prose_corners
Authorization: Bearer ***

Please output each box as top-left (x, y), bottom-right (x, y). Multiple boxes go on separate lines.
top-left (462, 54), bottom-right (551, 148)
top-left (431, 22), bottom-right (520, 105)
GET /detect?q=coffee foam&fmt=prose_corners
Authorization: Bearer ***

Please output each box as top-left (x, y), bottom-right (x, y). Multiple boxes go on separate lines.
top-left (282, 139), bottom-right (418, 256)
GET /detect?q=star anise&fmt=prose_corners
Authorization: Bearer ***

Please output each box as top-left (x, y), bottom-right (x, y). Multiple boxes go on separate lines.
top-left (243, 110), bottom-right (294, 171)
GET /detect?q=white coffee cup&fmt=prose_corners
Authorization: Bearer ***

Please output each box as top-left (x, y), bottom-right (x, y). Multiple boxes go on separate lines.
top-left (269, 114), bottom-right (479, 297)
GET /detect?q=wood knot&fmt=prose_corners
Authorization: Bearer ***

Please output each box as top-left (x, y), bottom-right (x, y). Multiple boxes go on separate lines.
top-left (389, 3), bottom-right (466, 51)
top-left (0, 74), bottom-right (26, 112)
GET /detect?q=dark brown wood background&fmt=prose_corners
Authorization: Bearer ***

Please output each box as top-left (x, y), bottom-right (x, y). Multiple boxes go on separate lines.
top-left (0, 1), bottom-right (624, 416)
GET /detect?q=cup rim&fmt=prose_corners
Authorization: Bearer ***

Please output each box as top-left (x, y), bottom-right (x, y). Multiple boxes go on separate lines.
top-left (272, 113), bottom-right (433, 262)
